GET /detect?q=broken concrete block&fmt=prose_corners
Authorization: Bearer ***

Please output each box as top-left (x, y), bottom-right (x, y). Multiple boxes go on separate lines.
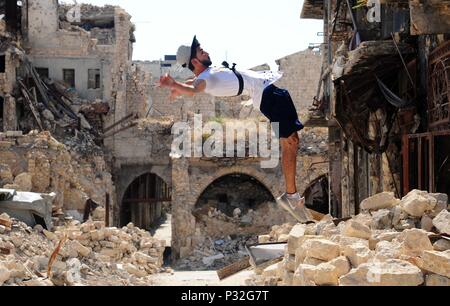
top-left (294, 235), bottom-right (326, 267)
top-left (262, 262), bottom-right (281, 278)
top-left (425, 274), bottom-right (450, 286)
top-left (421, 215), bottom-right (434, 232)
top-left (339, 260), bottom-right (424, 286)
top-left (287, 224), bottom-right (306, 254)
top-left (5, 261), bottom-right (28, 279)
top-left (329, 256), bottom-right (351, 277)
top-left (392, 205), bottom-right (407, 229)
top-left (399, 229), bottom-right (433, 257)
top-left (302, 239), bottom-right (341, 262)
top-left (432, 210), bottom-right (450, 235)
top-left (428, 193), bottom-right (448, 218)
top-left (352, 213), bottom-right (374, 228)
top-left (400, 190), bottom-right (437, 217)
top-left (284, 254), bottom-right (296, 272)
top-left (292, 264), bottom-right (316, 286)
top-left (419, 250), bottom-right (450, 278)
top-left (342, 220), bottom-right (372, 240)
top-left (314, 256), bottom-right (351, 286)
top-left (371, 209), bottom-right (392, 230)
top-left (374, 240), bottom-right (401, 261)
top-left (360, 192), bottom-right (400, 211)
top-left (338, 236), bottom-right (370, 248)
top-left (70, 240), bottom-right (91, 257)
top-left (13, 172), bottom-right (33, 192)
top-left (0, 263), bottom-right (11, 286)
top-left (303, 257), bottom-right (327, 266)
top-left (65, 258), bottom-right (82, 286)
top-left (6, 131), bottom-right (23, 137)
top-left (124, 263), bottom-right (148, 278)
top-left (343, 243), bottom-right (373, 267)
top-left (316, 221), bottom-right (339, 237)
top-left (373, 231), bottom-right (401, 243)
top-left (314, 263), bottom-right (340, 286)
top-left (433, 239), bottom-right (450, 252)
top-left (258, 235), bottom-right (270, 244)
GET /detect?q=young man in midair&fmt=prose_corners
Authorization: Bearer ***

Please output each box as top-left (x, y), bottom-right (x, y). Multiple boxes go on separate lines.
top-left (158, 36), bottom-right (314, 223)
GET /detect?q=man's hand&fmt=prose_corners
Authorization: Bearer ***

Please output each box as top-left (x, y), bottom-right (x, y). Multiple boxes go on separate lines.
top-left (158, 73), bottom-right (175, 88)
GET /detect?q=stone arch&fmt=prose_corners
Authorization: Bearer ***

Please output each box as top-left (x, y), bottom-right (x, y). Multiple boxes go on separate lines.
top-left (192, 166), bottom-right (280, 204)
top-left (195, 173), bottom-right (275, 216)
top-left (120, 172), bottom-right (171, 229)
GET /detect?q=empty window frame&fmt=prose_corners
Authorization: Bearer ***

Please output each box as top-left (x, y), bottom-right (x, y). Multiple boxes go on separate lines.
top-left (88, 69), bottom-right (101, 89)
top-left (36, 67), bottom-right (49, 79)
top-left (63, 69), bottom-right (75, 88)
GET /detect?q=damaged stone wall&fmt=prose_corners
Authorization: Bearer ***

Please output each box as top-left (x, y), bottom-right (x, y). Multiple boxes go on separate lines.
top-left (0, 131), bottom-right (114, 221)
top-left (126, 64), bottom-right (152, 118)
top-left (0, 39), bottom-right (20, 132)
top-left (275, 49), bottom-right (322, 111)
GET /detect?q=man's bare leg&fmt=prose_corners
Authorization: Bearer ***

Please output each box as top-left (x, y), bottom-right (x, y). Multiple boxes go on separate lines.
top-left (278, 131), bottom-right (313, 222)
top-left (280, 132), bottom-right (300, 195)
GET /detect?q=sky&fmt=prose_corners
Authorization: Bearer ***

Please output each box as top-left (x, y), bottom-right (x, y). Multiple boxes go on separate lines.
top-left (61, 0), bottom-right (323, 70)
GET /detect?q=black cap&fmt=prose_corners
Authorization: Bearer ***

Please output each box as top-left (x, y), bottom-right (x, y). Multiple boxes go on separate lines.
top-left (188, 35), bottom-right (200, 71)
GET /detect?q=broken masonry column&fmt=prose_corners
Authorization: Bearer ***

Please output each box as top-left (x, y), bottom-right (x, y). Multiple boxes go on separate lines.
top-left (171, 156), bottom-right (196, 259)
top-left (3, 95), bottom-right (17, 131)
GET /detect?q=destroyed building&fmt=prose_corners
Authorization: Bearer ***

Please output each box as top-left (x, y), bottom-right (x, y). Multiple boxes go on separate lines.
top-left (302, 0), bottom-right (450, 218)
top-left (1, 0), bottom-right (327, 265)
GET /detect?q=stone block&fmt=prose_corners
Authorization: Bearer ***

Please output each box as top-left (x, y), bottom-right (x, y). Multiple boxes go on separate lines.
top-left (360, 192), bottom-right (400, 211)
top-left (339, 260), bottom-right (424, 286)
top-left (419, 250), bottom-right (450, 278)
top-left (432, 210), bottom-right (450, 235)
top-left (342, 220), bottom-right (372, 240)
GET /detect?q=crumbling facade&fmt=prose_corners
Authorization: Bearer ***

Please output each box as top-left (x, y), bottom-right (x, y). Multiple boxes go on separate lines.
top-left (302, 0), bottom-right (450, 218)
top-left (2, 0), bottom-right (326, 262)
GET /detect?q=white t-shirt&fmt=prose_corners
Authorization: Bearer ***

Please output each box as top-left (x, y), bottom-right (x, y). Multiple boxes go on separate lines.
top-left (195, 67), bottom-right (283, 109)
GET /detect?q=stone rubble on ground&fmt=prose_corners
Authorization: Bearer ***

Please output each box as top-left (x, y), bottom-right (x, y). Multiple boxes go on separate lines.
top-left (0, 213), bottom-right (165, 286)
top-left (247, 190), bottom-right (450, 286)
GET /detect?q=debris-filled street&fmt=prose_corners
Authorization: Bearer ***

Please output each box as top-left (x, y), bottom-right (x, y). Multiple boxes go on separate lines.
top-left (1, 0), bottom-right (449, 287)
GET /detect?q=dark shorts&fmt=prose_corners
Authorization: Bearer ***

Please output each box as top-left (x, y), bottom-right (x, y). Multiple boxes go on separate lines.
top-left (260, 84), bottom-right (304, 139)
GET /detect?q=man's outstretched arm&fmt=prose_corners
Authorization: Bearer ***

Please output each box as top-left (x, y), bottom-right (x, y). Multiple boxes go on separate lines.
top-left (158, 74), bottom-right (205, 97)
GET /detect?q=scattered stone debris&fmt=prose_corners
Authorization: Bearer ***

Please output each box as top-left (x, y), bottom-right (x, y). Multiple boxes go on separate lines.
top-left (247, 190), bottom-right (450, 286)
top-left (0, 213), bottom-right (165, 286)
top-left (173, 235), bottom-right (258, 271)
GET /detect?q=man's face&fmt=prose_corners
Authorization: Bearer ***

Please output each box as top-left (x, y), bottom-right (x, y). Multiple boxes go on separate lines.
top-left (195, 46), bottom-right (212, 67)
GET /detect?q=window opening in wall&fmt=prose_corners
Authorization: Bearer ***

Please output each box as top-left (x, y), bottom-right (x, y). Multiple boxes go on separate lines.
top-left (63, 69), bottom-right (75, 88)
top-left (36, 67), bottom-right (49, 79)
top-left (0, 54), bottom-right (5, 73)
top-left (88, 69), bottom-right (101, 89)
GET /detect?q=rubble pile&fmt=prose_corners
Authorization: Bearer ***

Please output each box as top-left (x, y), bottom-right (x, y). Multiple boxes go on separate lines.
top-left (299, 127), bottom-right (328, 156)
top-left (0, 213), bottom-right (165, 286)
top-left (0, 130), bottom-right (113, 215)
top-left (17, 60), bottom-right (105, 157)
top-left (174, 235), bottom-right (258, 271)
top-left (248, 190), bottom-right (450, 286)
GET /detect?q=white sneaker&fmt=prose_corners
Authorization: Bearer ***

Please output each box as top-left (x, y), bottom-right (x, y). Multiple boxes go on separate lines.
top-left (276, 193), bottom-right (314, 223)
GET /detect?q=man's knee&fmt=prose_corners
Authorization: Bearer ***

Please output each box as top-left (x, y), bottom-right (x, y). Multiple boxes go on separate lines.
top-left (281, 132), bottom-right (299, 150)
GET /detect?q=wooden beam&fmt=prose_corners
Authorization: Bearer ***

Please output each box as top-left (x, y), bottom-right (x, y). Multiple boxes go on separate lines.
top-left (217, 256), bottom-right (251, 280)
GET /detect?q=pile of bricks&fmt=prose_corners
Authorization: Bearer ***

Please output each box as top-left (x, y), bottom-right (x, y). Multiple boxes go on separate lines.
top-left (249, 190), bottom-right (450, 286)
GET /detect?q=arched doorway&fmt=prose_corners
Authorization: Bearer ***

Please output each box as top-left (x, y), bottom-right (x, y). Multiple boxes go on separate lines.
top-left (121, 173), bottom-right (171, 230)
top-left (195, 173), bottom-right (274, 217)
top-left (193, 173), bottom-right (288, 239)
